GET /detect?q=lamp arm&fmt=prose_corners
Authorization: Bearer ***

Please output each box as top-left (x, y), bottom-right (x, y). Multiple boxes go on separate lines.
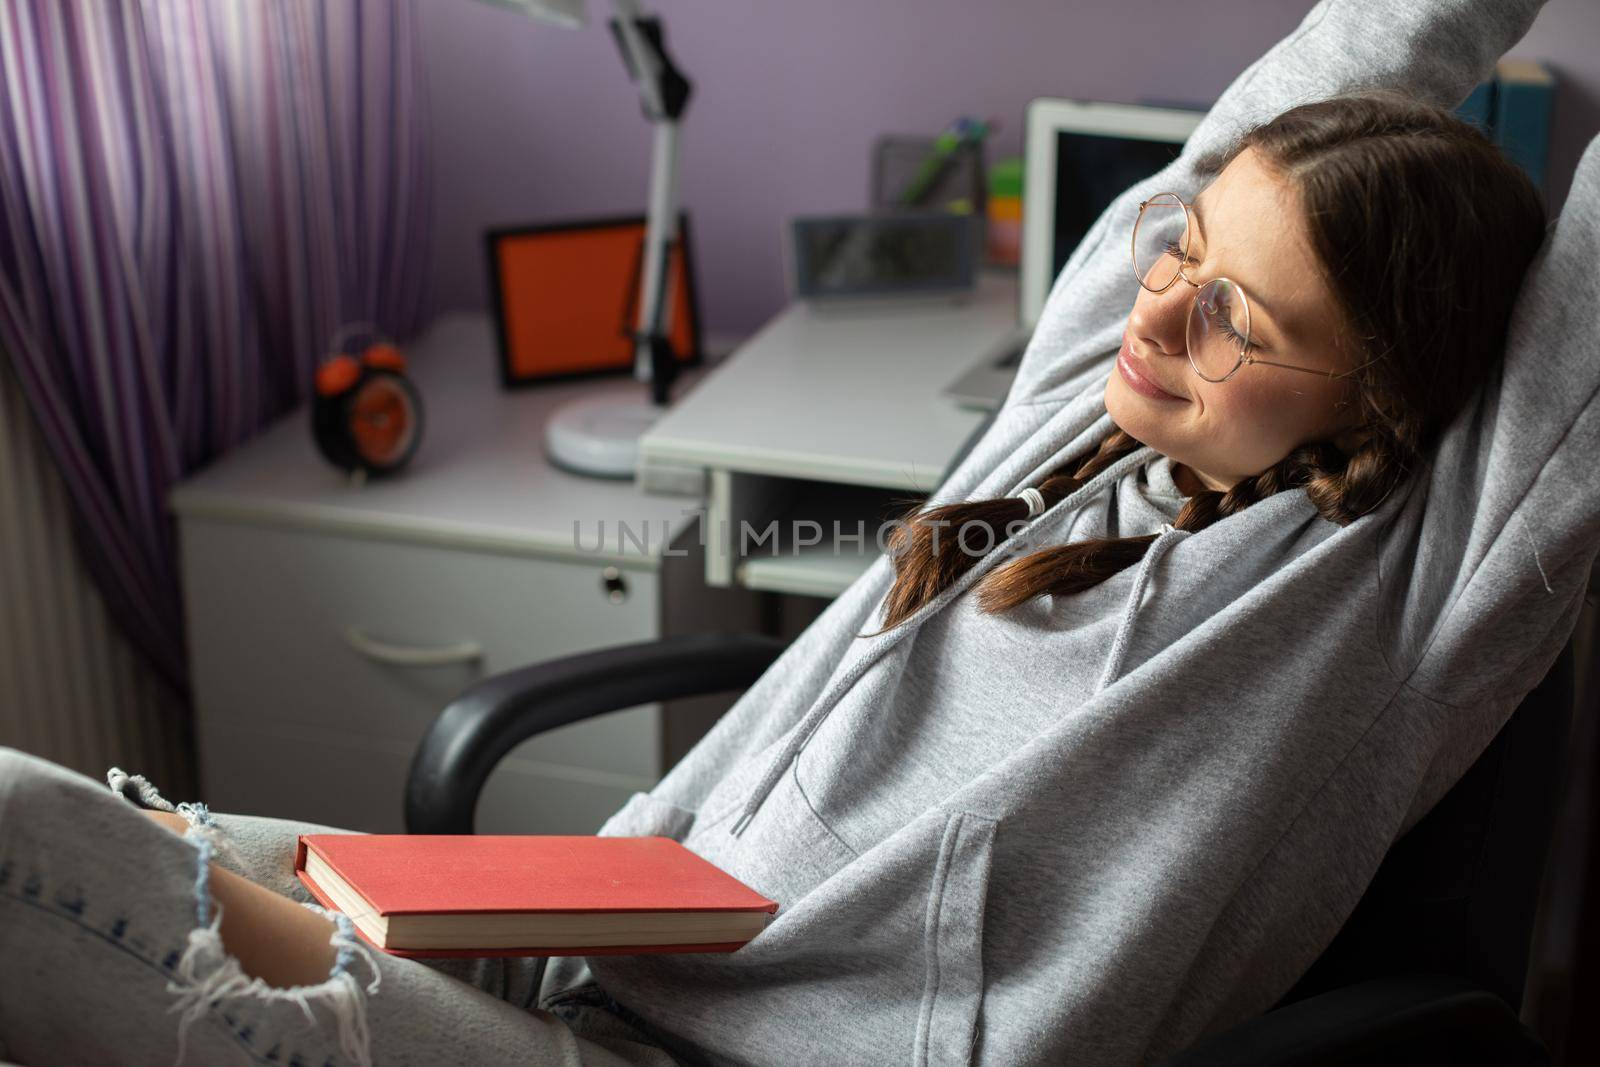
top-left (605, 1), bottom-right (692, 402)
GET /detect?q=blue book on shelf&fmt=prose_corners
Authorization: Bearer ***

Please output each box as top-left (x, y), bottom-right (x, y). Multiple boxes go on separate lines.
top-left (1492, 58), bottom-right (1556, 196)
top-left (1454, 79), bottom-right (1495, 133)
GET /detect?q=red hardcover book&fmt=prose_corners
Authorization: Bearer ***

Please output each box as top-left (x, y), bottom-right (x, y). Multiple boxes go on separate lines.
top-left (294, 834), bottom-right (778, 959)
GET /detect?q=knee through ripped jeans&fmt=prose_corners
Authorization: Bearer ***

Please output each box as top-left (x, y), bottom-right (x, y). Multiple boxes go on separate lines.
top-left (0, 747), bottom-right (683, 1067)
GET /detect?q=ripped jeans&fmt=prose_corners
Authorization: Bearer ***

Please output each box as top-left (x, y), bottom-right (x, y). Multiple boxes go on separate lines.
top-left (0, 748), bottom-right (685, 1067)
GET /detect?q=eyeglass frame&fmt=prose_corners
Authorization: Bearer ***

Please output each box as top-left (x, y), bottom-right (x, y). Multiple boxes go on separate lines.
top-left (1131, 191), bottom-right (1379, 385)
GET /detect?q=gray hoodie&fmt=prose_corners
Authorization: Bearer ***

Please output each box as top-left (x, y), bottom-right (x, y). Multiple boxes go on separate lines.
top-left (544, 0), bottom-right (1598, 1063)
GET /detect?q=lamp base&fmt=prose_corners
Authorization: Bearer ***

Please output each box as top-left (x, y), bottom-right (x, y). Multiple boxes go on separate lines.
top-left (543, 395), bottom-right (663, 479)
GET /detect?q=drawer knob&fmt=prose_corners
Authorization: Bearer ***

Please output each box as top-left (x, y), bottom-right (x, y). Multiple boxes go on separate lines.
top-left (601, 566), bottom-right (629, 604)
top-left (343, 625), bottom-right (484, 667)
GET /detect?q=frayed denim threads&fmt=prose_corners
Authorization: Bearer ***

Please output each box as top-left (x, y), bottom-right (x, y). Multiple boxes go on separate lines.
top-left (110, 767), bottom-right (384, 1067)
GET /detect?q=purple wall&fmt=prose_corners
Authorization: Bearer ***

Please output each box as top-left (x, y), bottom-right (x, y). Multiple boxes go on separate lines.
top-left (421, 0), bottom-right (1599, 339)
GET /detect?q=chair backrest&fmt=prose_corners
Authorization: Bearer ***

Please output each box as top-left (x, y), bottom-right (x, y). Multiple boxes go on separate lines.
top-left (1276, 635), bottom-right (1578, 1012)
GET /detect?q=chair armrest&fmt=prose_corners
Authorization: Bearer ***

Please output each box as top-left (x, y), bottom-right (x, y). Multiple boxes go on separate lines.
top-left (1153, 974), bottom-right (1548, 1067)
top-left (404, 631), bottom-right (787, 833)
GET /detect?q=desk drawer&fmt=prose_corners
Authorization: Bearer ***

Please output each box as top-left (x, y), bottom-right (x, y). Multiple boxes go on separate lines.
top-left (181, 518), bottom-right (662, 790)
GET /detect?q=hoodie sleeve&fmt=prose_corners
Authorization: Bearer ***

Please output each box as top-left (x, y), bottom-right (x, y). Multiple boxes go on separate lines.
top-left (1389, 133), bottom-right (1600, 713)
top-left (1002, 0), bottom-right (1551, 410)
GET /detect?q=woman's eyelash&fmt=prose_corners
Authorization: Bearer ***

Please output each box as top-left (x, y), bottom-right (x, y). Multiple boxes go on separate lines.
top-left (1162, 240), bottom-right (1249, 352)
top-left (1204, 303), bottom-right (1250, 353)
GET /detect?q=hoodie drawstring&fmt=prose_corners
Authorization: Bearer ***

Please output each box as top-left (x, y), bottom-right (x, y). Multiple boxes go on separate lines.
top-left (728, 446), bottom-right (1161, 838)
top-left (1095, 522), bottom-right (1185, 693)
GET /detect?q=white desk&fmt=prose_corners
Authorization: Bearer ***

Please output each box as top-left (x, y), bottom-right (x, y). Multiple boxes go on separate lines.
top-left (173, 316), bottom-right (705, 566)
top-left (639, 272), bottom-right (1021, 596)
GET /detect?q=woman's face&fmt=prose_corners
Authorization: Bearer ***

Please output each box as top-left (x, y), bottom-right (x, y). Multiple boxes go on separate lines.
top-left (1104, 146), bottom-right (1367, 494)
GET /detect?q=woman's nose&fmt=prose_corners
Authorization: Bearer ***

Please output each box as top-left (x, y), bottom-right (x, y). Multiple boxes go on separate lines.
top-left (1127, 288), bottom-right (1190, 358)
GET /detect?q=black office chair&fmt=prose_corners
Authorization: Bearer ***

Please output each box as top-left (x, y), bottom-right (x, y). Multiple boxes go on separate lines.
top-left (405, 628), bottom-right (1578, 1066)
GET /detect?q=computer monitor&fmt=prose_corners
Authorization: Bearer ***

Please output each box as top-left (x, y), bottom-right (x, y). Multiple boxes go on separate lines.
top-left (940, 97), bottom-right (1205, 411)
top-left (1021, 98), bottom-right (1205, 329)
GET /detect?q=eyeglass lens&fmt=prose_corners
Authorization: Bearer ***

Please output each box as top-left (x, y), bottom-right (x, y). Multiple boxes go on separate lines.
top-left (1188, 278), bottom-right (1251, 381)
top-left (1132, 193), bottom-right (1189, 291)
top-left (1132, 194), bottom-right (1253, 382)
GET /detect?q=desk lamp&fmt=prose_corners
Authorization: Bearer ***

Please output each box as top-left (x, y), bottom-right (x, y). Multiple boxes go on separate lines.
top-left (482, 0), bottom-right (692, 479)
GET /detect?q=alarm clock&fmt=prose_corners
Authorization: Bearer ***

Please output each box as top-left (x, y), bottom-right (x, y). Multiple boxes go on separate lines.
top-left (312, 322), bottom-right (424, 479)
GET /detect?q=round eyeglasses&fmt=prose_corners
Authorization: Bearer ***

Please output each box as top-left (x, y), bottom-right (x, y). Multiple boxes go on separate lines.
top-left (1131, 192), bottom-right (1371, 384)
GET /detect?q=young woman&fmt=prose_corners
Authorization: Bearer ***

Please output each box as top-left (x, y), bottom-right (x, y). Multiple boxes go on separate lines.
top-left (0, 0), bottom-right (1571, 1063)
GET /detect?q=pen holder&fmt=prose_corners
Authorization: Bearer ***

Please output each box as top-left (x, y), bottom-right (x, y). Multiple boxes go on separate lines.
top-left (870, 134), bottom-right (988, 219)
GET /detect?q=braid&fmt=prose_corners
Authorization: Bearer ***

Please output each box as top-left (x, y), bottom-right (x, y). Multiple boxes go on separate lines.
top-left (870, 425), bottom-right (1418, 632)
top-left (866, 429), bottom-right (1144, 635)
top-left (1303, 424), bottom-right (1412, 524)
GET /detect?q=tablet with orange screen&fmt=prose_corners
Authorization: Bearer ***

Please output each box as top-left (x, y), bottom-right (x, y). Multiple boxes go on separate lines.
top-left (487, 213), bottom-right (701, 387)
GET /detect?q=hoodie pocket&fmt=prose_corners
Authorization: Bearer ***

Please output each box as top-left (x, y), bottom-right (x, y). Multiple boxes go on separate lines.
top-left (917, 809), bottom-right (998, 1067)
top-left (583, 804), bottom-right (999, 1066)
top-left (596, 790), bottom-right (697, 843)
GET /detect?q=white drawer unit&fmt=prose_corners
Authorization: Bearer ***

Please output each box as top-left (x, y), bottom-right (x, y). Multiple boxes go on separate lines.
top-left (170, 315), bottom-right (757, 834)
top-left (182, 520), bottom-right (661, 832)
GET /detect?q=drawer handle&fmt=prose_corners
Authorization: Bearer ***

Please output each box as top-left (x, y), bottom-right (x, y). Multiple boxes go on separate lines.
top-left (343, 626), bottom-right (484, 667)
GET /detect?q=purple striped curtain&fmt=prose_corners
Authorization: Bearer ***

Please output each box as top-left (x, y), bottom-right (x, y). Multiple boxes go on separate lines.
top-left (0, 0), bottom-right (430, 700)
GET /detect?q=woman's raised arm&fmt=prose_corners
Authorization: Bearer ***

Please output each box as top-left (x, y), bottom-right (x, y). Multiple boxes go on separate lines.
top-left (1004, 0), bottom-right (1550, 410)
top-left (1184, 0), bottom-right (1546, 163)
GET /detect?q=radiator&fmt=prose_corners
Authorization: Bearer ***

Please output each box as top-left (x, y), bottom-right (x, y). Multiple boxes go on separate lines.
top-left (0, 362), bottom-right (191, 794)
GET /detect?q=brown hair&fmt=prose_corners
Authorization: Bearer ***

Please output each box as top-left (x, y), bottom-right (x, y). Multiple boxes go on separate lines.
top-left (866, 89), bottom-right (1547, 637)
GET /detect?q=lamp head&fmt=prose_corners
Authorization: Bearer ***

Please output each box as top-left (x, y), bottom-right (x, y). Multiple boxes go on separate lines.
top-left (478, 0), bottom-right (588, 29)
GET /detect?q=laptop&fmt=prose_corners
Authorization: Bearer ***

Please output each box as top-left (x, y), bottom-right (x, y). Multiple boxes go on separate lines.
top-left (941, 98), bottom-right (1205, 410)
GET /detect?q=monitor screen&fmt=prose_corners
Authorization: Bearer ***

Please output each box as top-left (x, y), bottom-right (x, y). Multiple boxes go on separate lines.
top-left (1052, 131), bottom-right (1185, 283)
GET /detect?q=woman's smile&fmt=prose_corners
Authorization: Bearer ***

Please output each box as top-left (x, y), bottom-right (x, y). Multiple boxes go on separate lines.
top-left (1117, 332), bottom-right (1186, 401)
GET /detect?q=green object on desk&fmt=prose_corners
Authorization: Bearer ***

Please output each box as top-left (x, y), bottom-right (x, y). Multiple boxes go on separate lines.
top-left (989, 157), bottom-right (1024, 199)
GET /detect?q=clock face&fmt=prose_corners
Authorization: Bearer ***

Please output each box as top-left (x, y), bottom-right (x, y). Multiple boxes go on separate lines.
top-left (348, 374), bottom-right (420, 469)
